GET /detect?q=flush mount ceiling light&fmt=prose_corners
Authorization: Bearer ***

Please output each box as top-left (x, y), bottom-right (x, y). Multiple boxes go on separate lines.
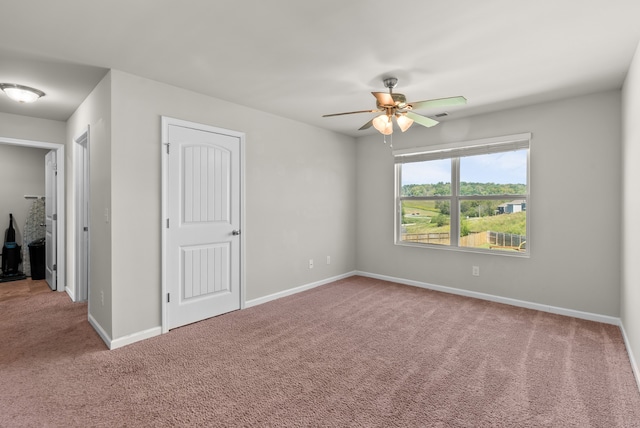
top-left (0, 83), bottom-right (46, 103)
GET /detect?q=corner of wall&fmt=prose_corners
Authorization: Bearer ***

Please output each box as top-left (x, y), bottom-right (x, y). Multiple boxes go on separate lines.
top-left (621, 39), bottom-right (640, 392)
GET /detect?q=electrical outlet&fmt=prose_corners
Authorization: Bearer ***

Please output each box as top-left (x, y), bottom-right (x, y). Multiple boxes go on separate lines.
top-left (472, 266), bottom-right (480, 276)
top-left (309, 259), bottom-right (314, 269)
top-left (326, 256), bottom-right (331, 265)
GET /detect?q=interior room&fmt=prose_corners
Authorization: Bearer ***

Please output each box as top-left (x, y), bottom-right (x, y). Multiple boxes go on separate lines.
top-left (1, 1), bottom-right (640, 426)
top-left (0, 144), bottom-right (48, 281)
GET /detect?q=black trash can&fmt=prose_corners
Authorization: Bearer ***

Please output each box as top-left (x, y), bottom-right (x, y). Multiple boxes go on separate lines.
top-left (28, 238), bottom-right (46, 280)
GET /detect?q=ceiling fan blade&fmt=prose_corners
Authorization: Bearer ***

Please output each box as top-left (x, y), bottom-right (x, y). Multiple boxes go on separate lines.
top-left (359, 117), bottom-right (376, 130)
top-left (322, 109), bottom-right (379, 117)
top-left (372, 92), bottom-right (395, 106)
top-left (408, 96), bottom-right (467, 110)
top-left (405, 111), bottom-right (439, 128)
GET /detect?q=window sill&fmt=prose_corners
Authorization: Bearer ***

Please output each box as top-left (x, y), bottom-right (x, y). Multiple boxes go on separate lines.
top-left (394, 240), bottom-right (530, 258)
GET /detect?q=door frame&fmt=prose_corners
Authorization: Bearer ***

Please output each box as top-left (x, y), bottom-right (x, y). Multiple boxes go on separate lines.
top-left (74, 128), bottom-right (90, 302)
top-left (160, 116), bottom-right (246, 334)
top-left (0, 136), bottom-right (66, 295)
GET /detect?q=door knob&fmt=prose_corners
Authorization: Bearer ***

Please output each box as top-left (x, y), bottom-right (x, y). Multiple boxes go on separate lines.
top-left (232, 230), bottom-right (241, 236)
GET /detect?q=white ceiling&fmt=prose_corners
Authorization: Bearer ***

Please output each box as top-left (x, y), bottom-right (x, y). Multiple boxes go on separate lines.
top-left (1, 0), bottom-right (639, 137)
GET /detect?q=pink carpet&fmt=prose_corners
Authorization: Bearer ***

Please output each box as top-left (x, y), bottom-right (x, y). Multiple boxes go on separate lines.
top-left (1, 276), bottom-right (639, 427)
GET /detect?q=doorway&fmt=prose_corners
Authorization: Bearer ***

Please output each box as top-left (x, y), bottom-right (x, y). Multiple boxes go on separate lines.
top-left (0, 137), bottom-right (66, 296)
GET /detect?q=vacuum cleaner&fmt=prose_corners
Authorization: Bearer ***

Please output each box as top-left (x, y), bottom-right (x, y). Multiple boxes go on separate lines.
top-left (1, 213), bottom-right (26, 282)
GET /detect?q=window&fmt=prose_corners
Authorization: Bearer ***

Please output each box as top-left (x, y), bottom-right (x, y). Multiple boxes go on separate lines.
top-left (394, 133), bottom-right (530, 255)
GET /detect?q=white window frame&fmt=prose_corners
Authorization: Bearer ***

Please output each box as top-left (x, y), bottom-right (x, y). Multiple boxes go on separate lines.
top-left (393, 133), bottom-right (531, 257)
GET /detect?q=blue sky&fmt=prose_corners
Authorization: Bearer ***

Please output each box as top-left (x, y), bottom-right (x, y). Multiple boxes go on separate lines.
top-left (401, 150), bottom-right (527, 186)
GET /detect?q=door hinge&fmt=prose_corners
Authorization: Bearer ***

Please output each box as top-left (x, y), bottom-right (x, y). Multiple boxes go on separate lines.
top-left (53, 214), bottom-right (57, 221)
top-left (166, 218), bottom-right (170, 228)
top-left (167, 293), bottom-right (170, 303)
top-left (164, 143), bottom-right (170, 154)
top-left (53, 264), bottom-right (57, 271)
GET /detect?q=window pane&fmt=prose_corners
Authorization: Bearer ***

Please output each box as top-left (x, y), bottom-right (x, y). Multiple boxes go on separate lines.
top-left (459, 150), bottom-right (527, 196)
top-left (401, 200), bottom-right (450, 245)
top-left (401, 159), bottom-right (451, 197)
top-left (459, 199), bottom-right (527, 252)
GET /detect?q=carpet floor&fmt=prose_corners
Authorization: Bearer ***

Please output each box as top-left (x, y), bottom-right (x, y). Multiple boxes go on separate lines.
top-left (1, 276), bottom-right (639, 427)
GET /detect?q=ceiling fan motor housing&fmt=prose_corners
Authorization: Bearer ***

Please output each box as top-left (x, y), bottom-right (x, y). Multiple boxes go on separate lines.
top-left (376, 93), bottom-right (407, 109)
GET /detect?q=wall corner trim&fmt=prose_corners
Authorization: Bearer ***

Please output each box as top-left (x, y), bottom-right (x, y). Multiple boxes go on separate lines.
top-left (88, 313), bottom-right (112, 349)
top-left (88, 314), bottom-right (162, 350)
top-left (620, 321), bottom-right (640, 393)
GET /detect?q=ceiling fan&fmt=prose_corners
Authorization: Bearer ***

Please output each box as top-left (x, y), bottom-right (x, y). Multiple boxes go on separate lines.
top-left (323, 77), bottom-right (466, 135)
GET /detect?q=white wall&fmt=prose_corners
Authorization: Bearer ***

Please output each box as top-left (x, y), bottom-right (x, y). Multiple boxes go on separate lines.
top-left (108, 70), bottom-right (357, 340)
top-left (66, 72), bottom-right (112, 336)
top-left (0, 145), bottom-right (48, 248)
top-left (356, 90), bottom-right (621, 316)
top-left (622, 41), bottom-right (640, 380)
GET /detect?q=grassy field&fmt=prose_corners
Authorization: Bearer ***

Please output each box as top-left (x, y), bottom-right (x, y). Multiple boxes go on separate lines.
top-left (402, 200), bottom-right (447, 233)
top-left (463, 211), bottom-right (526, 235)
top-left (401, 200), bottom-right (526, 236)
top-left (402, 200), bottom-right (441, 218)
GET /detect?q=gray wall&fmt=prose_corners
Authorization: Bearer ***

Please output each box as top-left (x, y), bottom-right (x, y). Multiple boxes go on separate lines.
top-left (66, 72), bottom-right (112, 336)
top-left (622, 41), bottom-right (640, 379)
top-left (0, 112), bottom-right (66, 144)
top-left (105, 70), bottom-right (357, 340)
top-left (356, 90), bottom-right (621, 316)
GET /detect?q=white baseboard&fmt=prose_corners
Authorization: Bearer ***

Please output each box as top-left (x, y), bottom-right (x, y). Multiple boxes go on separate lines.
top-left (245, 271), bottom-right (357, 308)
top-left (355, 271), bottom-right (621, 326)
top-left (620, 322), bottom-right (640, 392)
top-left (65, 286), bottom-right (75, 302)
top-left (110, 326), bottom-right (162, 350)
top-left (246, 270), bottom-right (621, 325)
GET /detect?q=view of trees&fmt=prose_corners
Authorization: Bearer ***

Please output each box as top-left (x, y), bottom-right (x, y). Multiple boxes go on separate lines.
top-left (401, 182), bottom-right (526, 197)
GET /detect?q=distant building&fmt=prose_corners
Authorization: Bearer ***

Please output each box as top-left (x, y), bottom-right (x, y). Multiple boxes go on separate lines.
top-left (496, 200), bottom-right (526, 214)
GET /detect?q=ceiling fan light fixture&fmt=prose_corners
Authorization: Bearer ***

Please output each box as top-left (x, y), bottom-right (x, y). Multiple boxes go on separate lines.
top-left (322, 77), bottom-right (466, 138)
top-left (396, 114), bottom-right (414, 132)
top-left (0, 83), bottom-right (45, 103)
top-left (372, 114), bottom-right (393, 135)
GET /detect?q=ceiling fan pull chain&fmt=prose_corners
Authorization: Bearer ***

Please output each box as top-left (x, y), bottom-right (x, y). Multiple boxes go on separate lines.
top-left (382, 133), bottom-right (393, 148)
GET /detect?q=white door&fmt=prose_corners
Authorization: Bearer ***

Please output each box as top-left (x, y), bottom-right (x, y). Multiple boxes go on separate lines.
top-left (45, 150), bottom-right (57, 291)
top-left (75, 130), bottom-right (89, 301)
top-left (165, 121), bottom-right (241, 330)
